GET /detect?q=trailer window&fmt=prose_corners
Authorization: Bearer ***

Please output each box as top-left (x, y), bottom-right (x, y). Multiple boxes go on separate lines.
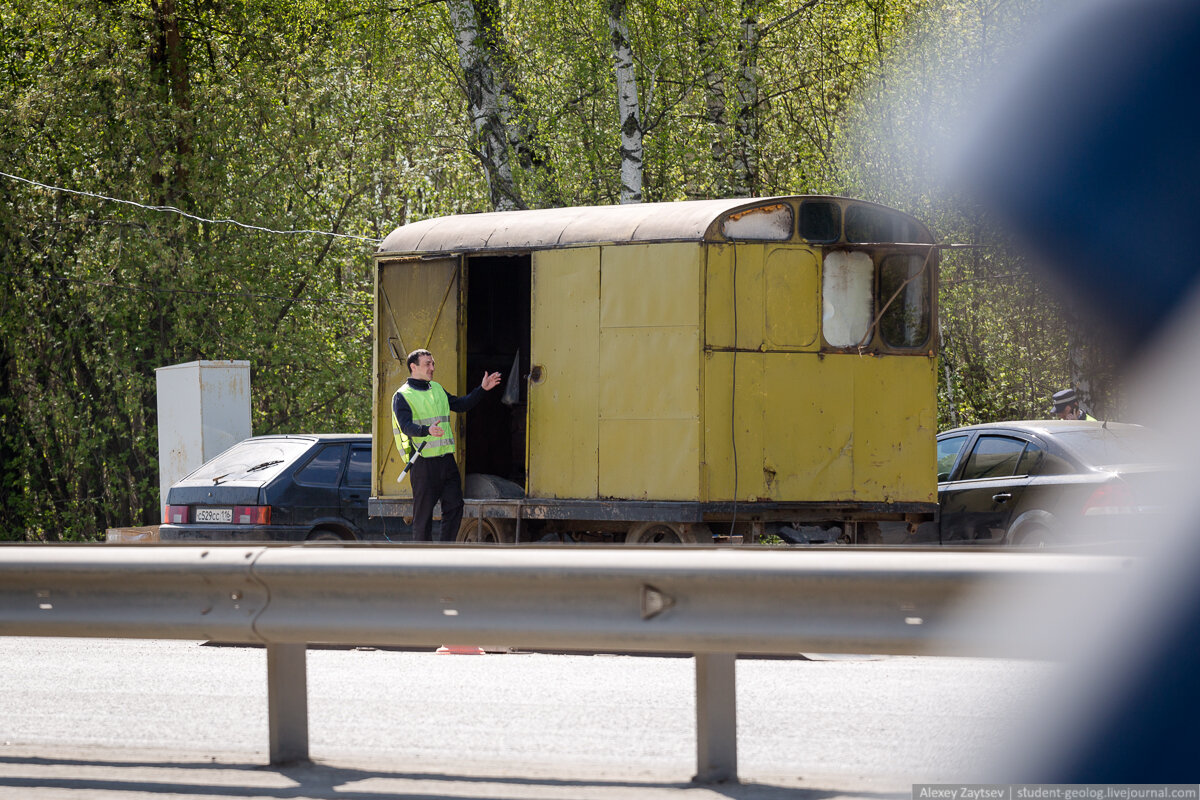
top-left (720, 203), bottom-right (792, 241)
top-left (799, 200), bottom-right (841, 243)
top-left (878, 254), bottom-right (930, 348)
top-left (822, 251), bottom-right (873, 347)
top-left (845, 206), bottom-right (926, 244)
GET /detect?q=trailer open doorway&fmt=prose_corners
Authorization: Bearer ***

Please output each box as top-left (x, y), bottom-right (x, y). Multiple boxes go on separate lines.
top-left (463, 254), bottom-right (531, 490)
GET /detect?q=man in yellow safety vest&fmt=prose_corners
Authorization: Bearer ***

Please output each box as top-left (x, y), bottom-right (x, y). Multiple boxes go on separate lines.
top-left (392, 349), bottom-right (502, 541)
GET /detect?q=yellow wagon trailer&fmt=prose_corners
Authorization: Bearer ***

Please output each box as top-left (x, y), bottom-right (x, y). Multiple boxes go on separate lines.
top-left (370, 196), bottom-right (938, 544)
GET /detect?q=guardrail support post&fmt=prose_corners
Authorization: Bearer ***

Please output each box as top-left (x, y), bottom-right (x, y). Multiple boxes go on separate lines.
top-left (693, 651), bottom-right (737, 784)
top-left (266, 643), bottom-right (309, 764)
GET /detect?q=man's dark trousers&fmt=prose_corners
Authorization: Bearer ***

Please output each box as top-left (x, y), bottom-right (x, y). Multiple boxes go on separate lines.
top-left (410, 453), bottom-right (464, 542)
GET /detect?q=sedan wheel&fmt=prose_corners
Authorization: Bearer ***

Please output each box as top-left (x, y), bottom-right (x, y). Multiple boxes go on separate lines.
top-left (1016, 524), bottom-right (1054, 548)
top-left (307, 528), bottom-right (350, 543)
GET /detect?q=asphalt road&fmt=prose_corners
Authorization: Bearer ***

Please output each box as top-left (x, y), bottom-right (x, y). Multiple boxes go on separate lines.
top-left (0, 638), bottom-right (1053, 798)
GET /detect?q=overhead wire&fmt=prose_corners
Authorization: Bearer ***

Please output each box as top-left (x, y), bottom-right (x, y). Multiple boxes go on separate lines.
top-left (0, 170), bottom-right (384, 244)
top-left (0, 269), bottom-right (370, 307)
top-left (0, 169), bottom-right (379, 307)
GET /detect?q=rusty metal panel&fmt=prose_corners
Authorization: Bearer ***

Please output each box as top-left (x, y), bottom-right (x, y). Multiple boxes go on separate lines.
top-left (599, 244), bottom-right (702, 500)
top-left (764, 247), bottom-right (820, 349)
top-left (373, 257), bottom-right (463, 498)
top-left (763, 355), bottom-right (855, 501)
top-left (702, 352), bottom-right (766, 501)
top-left (850, 355), bottom-right (938, 503)
top-left (527, 248), bottom-right (600, 498)
top-left (758, 354), bottom-right (936, 503)
top-left (705, 352), bottom-right (936, 504)
top-left (704, 244), bottom-right (763, 349)
top-left (599, 243), bottom-right (703, 328)
top-left (706, 244), bottom-right (821, 352)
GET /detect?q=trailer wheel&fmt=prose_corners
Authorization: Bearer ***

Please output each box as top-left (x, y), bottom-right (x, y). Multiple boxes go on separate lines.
top-left (625, 522), bottom-right (699, 545)
top-left (457, 517), bottom-right (515, 544)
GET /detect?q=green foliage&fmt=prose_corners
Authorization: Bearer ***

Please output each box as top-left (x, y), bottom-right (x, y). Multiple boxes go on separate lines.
top-left (0, 0), bottom-right (1106, 539)
top-left (828, 0), bottom-right (1100, 427)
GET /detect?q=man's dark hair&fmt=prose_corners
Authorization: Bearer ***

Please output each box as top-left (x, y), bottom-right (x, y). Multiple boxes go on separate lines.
top-left (407, 349), bottom-right (433, 371)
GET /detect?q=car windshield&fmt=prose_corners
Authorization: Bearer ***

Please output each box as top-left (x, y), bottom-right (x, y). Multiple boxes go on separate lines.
top-left (1053, 427), bottom-right (1163, 467)
top-left (182, 439), bottom-right (313, 485)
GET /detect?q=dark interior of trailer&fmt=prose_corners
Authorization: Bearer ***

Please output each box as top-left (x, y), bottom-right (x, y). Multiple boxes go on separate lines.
top-left (463, 255), bottom-right (531, 488)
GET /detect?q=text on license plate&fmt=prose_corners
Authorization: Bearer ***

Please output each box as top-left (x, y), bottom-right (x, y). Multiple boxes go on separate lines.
top-left (195, 507), bottom-right (233, 523)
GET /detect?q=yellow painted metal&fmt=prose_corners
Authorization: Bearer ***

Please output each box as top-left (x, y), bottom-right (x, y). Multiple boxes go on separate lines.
top-left (705, 244), bottom-right (762, 350)
top-left (705, 244), bottom-right (821, 352)
top-left (702, 239), bottom-right (935, 504)
top-left (527, 248), bottom-right (600, 498)
top-left (702, 352), bottom-right (767, 501)
top-left (839, 353), bottom-right (936, 503)
top-left (704, 352), bottom-right (936, 503)
top-left (372, 198), bottom-right (939, 516)
top-left (765, 248), bottom-right (820, 349)
top-left (373, 257), bottom-right (463, 497)
top-left (763, 354), bottom-right (854, 500)
top-left (598, 244), bottom-right (702, 500)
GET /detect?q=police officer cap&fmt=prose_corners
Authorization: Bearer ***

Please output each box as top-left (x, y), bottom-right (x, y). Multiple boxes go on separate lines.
top-left (1051, 388), bottom-right (1077, 413)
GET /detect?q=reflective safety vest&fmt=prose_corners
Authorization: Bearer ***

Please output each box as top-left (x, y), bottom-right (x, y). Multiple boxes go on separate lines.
top-left (392, 382), bottom-right (455, 462)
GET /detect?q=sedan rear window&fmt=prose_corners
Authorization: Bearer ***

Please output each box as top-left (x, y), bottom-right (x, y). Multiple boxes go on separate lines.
top-left (959, 435), bottom-right (1027, 480)
top-left (345, 446), bottom-right (371, 488)
top-left (294, 444), bottom-right (346, 487)
top-left (181, 439), bottom-right (313, 485)
top-left (1055, 427), bottom-right (1162, 467)
top-left (936, 434), bottom-right (969, 481)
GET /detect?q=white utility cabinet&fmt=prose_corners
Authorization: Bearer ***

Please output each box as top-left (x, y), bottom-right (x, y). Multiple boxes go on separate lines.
top-left (155, 360), bottom-right (251, 521)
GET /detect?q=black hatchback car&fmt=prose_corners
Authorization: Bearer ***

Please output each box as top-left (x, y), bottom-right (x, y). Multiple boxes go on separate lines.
top-left (159, 434), bottom-right (411, 542)
top-left (929, 420), bottom-right (1171, 547)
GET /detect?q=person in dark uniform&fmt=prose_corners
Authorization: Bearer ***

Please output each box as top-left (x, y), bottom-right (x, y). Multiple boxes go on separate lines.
top-left (1050, 388), bottom-right (1097, 421)
top-left (391, 349), bottom-right (501, 541)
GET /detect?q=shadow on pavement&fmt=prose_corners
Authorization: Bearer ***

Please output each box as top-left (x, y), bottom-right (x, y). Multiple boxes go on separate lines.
top-left (0, 752), bottom-right (906, 799)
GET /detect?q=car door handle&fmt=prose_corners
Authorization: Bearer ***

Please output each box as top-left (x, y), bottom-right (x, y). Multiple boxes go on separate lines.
top-left (992, 492), bottom-right (1013, 503)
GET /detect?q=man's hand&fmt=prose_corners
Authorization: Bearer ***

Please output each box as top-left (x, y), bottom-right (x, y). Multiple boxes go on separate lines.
top-left (481, 371), bottom-right (502, 391)
top-left (428, 423), bottom-right (444, 437)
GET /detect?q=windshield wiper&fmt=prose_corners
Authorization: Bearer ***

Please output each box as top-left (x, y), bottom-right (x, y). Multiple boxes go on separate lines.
top-left (210, 459), bottom-right (284, 485)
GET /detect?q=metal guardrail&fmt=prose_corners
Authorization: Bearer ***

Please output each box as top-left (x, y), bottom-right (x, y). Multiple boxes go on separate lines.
top-left (0, 545), bottom-right (1125, 783)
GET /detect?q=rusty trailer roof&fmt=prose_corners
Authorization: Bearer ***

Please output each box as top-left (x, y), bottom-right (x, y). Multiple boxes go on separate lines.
top-left (377, 197), bottom-right (805, 254)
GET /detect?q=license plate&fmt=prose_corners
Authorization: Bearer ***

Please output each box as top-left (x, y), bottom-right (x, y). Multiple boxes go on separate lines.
top-left (195, 507), bottom-right (233, 524)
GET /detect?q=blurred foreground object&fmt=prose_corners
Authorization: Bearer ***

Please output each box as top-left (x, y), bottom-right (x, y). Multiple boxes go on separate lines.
top-left (958, 0), bottom-right (1200, 781)
top-left (963, 0), bottom-right (1200, 359)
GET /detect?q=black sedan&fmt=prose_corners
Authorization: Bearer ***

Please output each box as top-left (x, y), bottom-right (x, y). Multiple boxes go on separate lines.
top-left (929, 420), bottom-right (1170, 547)
top-left (160, 434), bottom-right (411, 543)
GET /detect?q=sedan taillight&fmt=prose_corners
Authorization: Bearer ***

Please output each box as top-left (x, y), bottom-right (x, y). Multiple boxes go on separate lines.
top-left (165, 505), bottom-right (189, 524)
top-left (234, 505), bottom-right (271, 525)
top-left (1082, 483), bottom-right (1135, 516)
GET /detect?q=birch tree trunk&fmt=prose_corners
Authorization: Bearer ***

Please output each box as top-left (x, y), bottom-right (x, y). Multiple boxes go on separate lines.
top-left (447, 0), bottom-right (524, 211)
top-left (698, 8), bottom-right (731, 195)
top-left (732, 0), bottom-right (763, 197)
top-left (609, 0), bottom-right (643, 204)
